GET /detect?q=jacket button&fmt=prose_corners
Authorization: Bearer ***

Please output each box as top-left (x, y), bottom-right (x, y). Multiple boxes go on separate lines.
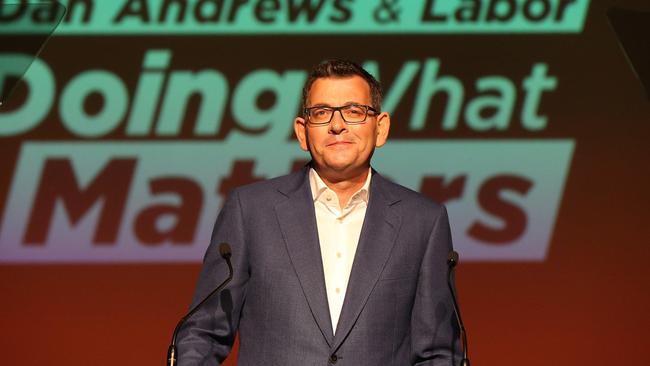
top-left (329, 354), bottom-right (338, 363)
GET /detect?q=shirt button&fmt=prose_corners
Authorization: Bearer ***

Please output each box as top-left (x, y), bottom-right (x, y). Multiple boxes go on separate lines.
top-left (326, 196), bottom-right (332, 201)
top-left (335, 288), bottom-right (341, 294)
top-left (336, 252), bottom-right (342, 258)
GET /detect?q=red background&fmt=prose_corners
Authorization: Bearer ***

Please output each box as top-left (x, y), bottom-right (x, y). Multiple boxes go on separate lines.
top-left (1, 1), bottom-right (649, 365)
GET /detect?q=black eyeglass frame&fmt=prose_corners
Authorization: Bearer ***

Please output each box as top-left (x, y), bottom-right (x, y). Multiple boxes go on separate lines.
top-left (303, 104), bottom-right (379, 126)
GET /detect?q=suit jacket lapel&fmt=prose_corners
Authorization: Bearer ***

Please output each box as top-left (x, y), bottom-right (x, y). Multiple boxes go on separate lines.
top-left (332, 172), bottom-right (402, 351)
top-left (274, 168), bottom-right (335, 346)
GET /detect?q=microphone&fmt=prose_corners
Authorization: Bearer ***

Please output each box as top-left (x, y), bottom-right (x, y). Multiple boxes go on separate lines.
top-left (447, 251), bottom-right (470, 366)
top-left (167, 243), bottom-right (234, 366)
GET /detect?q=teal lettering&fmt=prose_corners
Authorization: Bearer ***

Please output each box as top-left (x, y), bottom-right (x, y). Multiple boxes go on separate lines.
top-left (60, 70), bottom-right (129, 137)
top-left (382, 60), bottom-right (421, 115)
top-left (126, 50), bottom-right (171, 136)
top-left (156, 70), bottom-right (229, 136)
top-left (0, 54), bottom-right (54, 136)
top-left (361, 60), bottom-right (379, 80)
top-left (231, 69), bottom-right (305, 140)
top-left (465, 76), bottom-right (515, 131)
top-left (362, 59), bottom-right (421, 114)
top-left (521, 63), bottom-right (557, 130)
top-left (410, 59), bottom-right (463, 131)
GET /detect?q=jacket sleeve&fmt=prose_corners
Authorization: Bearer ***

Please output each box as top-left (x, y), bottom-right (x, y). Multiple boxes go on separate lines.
top-left (177, 189), bottom-right (250, 366)
top-left (410, 205), bottom-right (463, 366)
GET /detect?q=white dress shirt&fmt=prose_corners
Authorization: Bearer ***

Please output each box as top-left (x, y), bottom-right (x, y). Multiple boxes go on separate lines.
top-left (309, 167), bottom-right (371, 334)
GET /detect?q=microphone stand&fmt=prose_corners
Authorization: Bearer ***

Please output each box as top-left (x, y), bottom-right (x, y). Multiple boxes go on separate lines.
top-left (447, 251), bottom-right (470, 366)
top-left (167, 244), bottom-right (233, 366)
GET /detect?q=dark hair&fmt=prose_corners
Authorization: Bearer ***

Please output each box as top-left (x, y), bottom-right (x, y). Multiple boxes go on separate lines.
top-left (301, 59), bottom-right (383, 113)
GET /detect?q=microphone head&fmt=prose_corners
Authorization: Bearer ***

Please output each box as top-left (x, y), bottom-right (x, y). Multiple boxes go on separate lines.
top-left (447, 250), bottom-right (459, 267)
top-left (219, 243), bottom-right (232, 260)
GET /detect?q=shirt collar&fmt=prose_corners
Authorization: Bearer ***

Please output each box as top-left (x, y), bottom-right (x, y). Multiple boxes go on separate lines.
top-left (309, 167), bottom-right (372, 204)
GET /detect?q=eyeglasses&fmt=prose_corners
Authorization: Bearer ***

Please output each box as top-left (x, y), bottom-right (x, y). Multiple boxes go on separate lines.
top-left (303, 104), bottom-right (378, 126)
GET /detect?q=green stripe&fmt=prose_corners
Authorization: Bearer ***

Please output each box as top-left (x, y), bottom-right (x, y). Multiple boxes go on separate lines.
top-left (0, 0), bottom-right (590, 34)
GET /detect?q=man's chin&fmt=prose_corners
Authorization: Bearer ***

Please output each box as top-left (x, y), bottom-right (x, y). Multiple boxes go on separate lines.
top-left (318, 160), bottom-right (368, 178)
top-left (322, 159), bottom-right (353, 172)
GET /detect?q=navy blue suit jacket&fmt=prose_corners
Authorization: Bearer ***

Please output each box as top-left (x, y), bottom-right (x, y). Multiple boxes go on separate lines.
top-left (177, 167), bottom-right (461, 365)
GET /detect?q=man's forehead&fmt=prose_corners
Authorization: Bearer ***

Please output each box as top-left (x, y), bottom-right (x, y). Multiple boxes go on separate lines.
top-left (307, 75), bottom-right (372, 103)
top-left (309, 75), bottom-right (370, 89)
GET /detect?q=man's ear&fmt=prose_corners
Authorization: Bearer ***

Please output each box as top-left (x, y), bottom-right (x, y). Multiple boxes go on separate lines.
top-left (294, 117), bottom-right (309, 151)
top-left (375, 112), bottom-right (390, 148)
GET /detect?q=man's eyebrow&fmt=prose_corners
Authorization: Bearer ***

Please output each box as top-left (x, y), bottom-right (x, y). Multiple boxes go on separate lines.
top-left (343, 101), bottom-right (363, 106)
top-left (308, 101), bottom-right (365, 108)
top-left (309, 103), bottom-right (332, 108)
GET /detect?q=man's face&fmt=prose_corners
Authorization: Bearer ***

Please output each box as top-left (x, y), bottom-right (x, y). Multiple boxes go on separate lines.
top-left (294, 75), bottom-right (390, 180)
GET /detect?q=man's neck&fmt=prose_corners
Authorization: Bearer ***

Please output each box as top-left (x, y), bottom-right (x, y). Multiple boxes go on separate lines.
top-left (313, 165), bottom-right (370, 208)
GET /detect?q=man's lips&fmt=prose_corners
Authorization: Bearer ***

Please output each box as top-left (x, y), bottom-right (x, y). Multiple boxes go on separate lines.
top-left (326, 140), bottom-right (354, 147)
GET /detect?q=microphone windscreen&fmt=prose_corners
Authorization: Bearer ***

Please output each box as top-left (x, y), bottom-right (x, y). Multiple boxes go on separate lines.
top-left (447, 251), bottom-right (459, 267)
top-left (219, 243), bottom-right (232, 259)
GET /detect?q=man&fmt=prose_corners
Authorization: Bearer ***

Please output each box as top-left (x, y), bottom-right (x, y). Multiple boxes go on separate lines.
top-left (178, 60), bottom-right (461, 365)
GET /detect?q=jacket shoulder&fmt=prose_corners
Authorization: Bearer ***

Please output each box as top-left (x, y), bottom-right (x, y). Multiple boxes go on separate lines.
top-left (375, 173), bottom-right (445, 215)
top-left (229, 169), bottom-right (305, 201)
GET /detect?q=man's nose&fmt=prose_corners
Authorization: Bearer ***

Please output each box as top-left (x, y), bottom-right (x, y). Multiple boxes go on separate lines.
top-left (329, 110), bottom-right (347, 134)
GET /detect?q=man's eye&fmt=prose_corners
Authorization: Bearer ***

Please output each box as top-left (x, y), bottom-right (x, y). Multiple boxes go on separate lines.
top-left (311, 108), bottom-right (332, 117)
top-left (346, 107), bottom-right (364, 115)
